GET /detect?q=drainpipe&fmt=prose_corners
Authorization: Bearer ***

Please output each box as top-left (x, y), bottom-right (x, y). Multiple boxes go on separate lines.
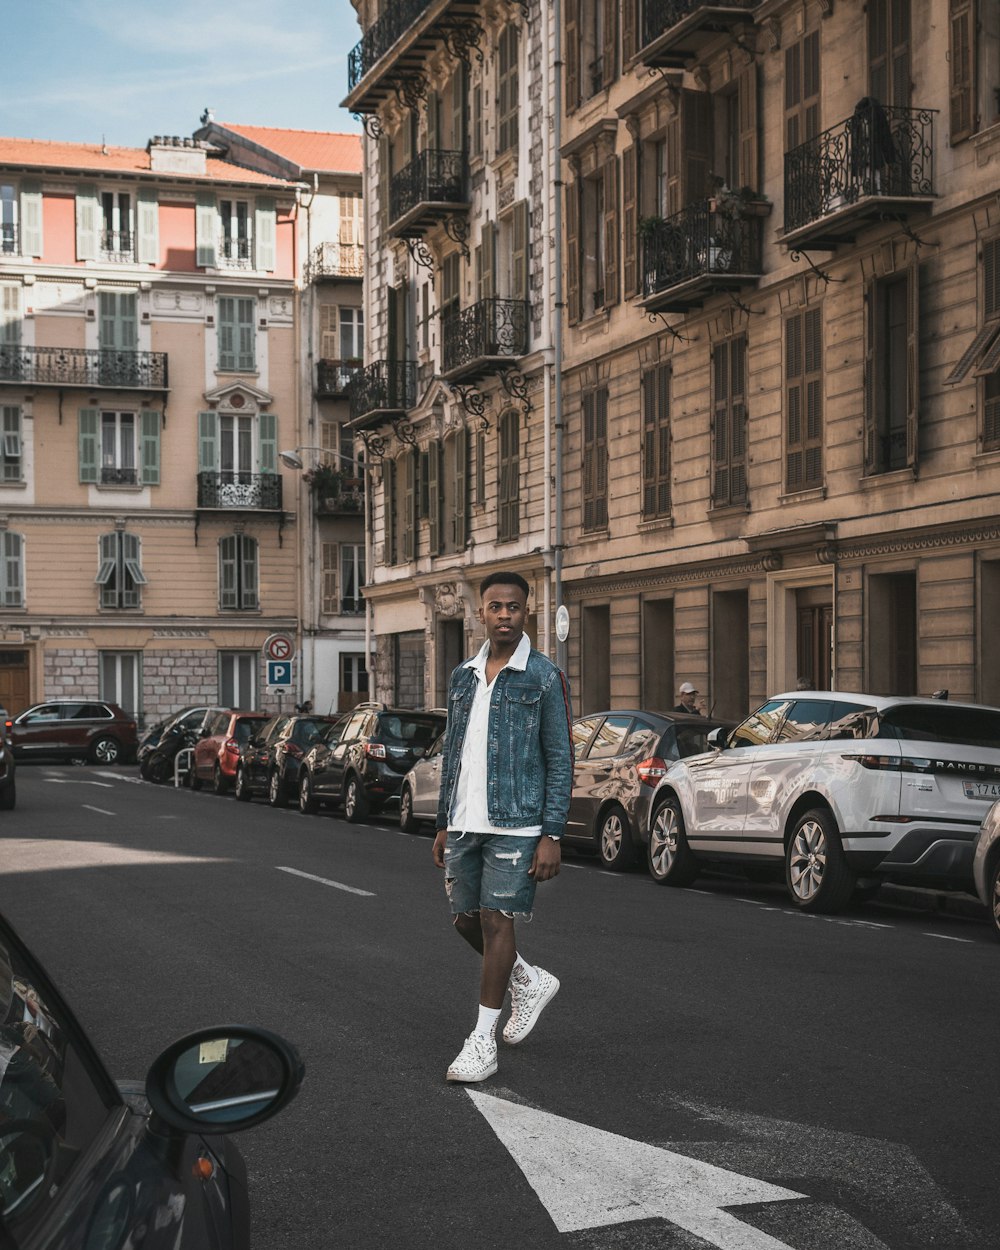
top-left (552, 0), bottom-right (566, 674)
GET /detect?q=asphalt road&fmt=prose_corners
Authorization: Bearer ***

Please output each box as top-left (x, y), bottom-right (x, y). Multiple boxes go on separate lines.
top-left (1, 763), bottom-right (998, 1250)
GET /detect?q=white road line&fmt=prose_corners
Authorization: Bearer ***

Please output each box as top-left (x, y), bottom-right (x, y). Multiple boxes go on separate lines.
top-left (94, 771), bottom-right (143, 785)
top-left (922, 932), bottom-right (974, 944)
top-left (276, 866), bottom-right (375, 897)
top-left (82, 805), bottom-right (115, 816)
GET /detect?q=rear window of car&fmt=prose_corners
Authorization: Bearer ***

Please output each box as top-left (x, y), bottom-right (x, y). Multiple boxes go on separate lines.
top-left (233, 718), bottom-right (261, 743)
top-left (877, 705), bottom-right (1000, 749)
top-left (674, 726), bottom-right (715, 758)
top-left (378, 716), bottom-right (443, 748)
top-left (290, 718), bottom-right (330, 745)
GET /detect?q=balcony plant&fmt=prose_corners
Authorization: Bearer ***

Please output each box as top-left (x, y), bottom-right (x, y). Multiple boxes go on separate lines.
top-left (303, 462), bottom-right (343, 501)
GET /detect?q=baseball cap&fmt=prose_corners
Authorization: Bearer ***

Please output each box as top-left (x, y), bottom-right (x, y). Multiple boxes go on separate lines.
top-left (679, 682), bottom-right (697, 694)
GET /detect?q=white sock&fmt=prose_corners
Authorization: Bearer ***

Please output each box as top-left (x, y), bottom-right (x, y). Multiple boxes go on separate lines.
top-left (510, 955), bottom-right (539, 989)
top-left (475, 1004), bottom-right (502, 1041)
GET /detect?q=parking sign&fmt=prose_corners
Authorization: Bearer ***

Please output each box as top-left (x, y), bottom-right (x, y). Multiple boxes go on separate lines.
top-left (266, 660), bottom-right (292, 687)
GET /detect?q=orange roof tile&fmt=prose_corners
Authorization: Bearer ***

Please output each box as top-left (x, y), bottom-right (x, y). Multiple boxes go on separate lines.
top-left (219, 124), bottom-right (363, 174)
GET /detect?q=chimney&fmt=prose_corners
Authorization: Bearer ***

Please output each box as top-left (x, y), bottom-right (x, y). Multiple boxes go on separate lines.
top-left (147, 135), bottom-right (209, 175)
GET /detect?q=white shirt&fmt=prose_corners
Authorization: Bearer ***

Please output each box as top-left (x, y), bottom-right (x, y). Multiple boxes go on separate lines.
top-left (448, 633), bottom-right (542, 838)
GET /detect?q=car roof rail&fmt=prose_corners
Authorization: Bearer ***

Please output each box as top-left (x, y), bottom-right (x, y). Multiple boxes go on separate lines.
top-left (354, 701), bottom-right (386, 710)
top-left (424, 708), bottom-right (448, 715)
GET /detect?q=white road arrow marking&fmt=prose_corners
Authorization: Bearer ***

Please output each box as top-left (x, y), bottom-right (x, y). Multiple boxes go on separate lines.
top-left (468, 1092), bottom-right (806, 1249)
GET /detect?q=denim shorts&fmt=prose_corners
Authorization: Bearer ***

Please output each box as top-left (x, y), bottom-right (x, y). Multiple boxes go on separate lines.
top-left (443, 832), bottom-right (539, 918)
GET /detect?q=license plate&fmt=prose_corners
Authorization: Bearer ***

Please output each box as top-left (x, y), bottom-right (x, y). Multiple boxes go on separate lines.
top-left (963, 782), bottom-right (1000, 799)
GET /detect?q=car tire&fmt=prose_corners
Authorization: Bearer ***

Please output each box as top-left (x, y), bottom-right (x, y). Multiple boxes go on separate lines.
top-left (213, 764), bottom-right (229, 796)
top-left (235, 764), bottom-right (252, 802)
top-left (399, 785), bottom-right (419, 833)
top-left (89, 736), bottom-right (121, 766)
top-left (785, 807), bottom-right (856, 914)
top-left (299, 771), bottom-right (319, 815)
top-left (343, 774), bottom-right (370, 823)
top-left (268, 768), bottom-right (287, 808)
top-left (148, 754), bottom-right (171, 785)
top-left (596, 803), bottom-right (635, 870)
top-left (189, 768), bottom-right (202, 791)
top-left (0, 778), bottom-right (16, 811)
top-left (988, 857), bottom-right (1000, 941)
top-left (647, 795), bottom-right (699, 886)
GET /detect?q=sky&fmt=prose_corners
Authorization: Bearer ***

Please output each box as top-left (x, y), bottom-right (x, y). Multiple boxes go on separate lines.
top-left (3, 0), bottom-right (363, 147)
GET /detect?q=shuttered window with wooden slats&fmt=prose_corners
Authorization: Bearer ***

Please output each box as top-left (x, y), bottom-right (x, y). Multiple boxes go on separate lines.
top-left (784, 31), bottom-right (820, 154)
top-left (712, 336), bottom-right (748, 507)
top-left (785, 308), bottom-right (824, 493)
top-left (582, 386), bottom-right (609, 531)
top-left (641, 365), bottom-right (671, 518)
top-left (497, 25), bottom-right (519, 156)
top-left (498, 409), bottom-right (520, 541)
top-left (864, 267), bottom-right (919, 474)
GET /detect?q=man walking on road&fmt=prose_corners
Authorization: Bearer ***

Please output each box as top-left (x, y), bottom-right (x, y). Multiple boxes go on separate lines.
top-left (433, 571), bottom-right (574, 1084)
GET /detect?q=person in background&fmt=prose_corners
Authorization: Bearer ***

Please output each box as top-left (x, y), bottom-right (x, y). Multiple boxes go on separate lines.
top-left (673, 682), bottom-right (705, 715)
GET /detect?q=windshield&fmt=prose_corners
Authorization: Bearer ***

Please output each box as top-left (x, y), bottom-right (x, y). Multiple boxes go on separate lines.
top-left (877, 705), bottom-right (1000, 749)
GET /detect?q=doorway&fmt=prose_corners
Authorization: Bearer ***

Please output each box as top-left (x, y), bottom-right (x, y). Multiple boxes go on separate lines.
top-left (0, 650), bottom-right (29, 717)
top-left (795, 587), bottom-right (833, 689)
top-left (437, 619), bottom-right (465, 706)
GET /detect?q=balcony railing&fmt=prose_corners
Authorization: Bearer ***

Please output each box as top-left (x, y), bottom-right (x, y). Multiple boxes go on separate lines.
top-left (784, 103), bottom-right (935, 242)
top-left (309, 241), bottom-right (364, 280)
top-left (317, 359), bottom-right (363, 398)
top-left (348, 0), bottom-right (432, 90)
top-left (640, 201), bottom-right (763, 312)
top-left (640, 0), bottom-right (755, 66)
top-left (197, 472), bottom-right (282, 510)
top-left (442, 297), bottom-right (530, 380)
top-left (101, 466), bottom-right (139, 486)
top-left (347, 359), bottom-right (417, 425)
top-left (0, 345), bottom-right (169, 390)
top-left (218, 236), bottom-right (253, 269)
top-left (315, 489), bottom-right (365, 516)
top-left (1, 224), bottom-right (20, 256)
top-left (100, 229), bottom-right (133, 261)
top-left (389, 149), bottom-right (468, 234)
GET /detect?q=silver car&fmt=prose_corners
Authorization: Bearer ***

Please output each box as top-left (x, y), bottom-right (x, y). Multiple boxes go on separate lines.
top-left (399, 733), bottom-right (444, 833)
top-left (972, 799), bottom-right (1000, 939)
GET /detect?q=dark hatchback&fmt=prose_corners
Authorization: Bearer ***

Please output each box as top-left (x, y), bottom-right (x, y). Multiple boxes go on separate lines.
top-left (6, 701), bottom-right (138, 766)
top-left (564, 709), bottom-right (734, 869)
top-left (0, 908), bottom-right (303, 1249)
top-left (297, 704), bottom-right (447, 822)
top-left (234, 714), bottom-right (342, 808)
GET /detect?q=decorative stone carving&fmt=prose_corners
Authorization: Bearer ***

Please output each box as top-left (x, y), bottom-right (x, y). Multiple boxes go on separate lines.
top-left (434, 583), bottom-right (465, 618)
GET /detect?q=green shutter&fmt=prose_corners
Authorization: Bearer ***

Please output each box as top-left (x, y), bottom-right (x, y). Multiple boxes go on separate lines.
top-left (99, 292), bottom-right (137, 350)
top-left (198, 411), bottom-right (218, 473)
top-left (75, 185), bottom-right (99, 261)
top-left (79, 408), bottom-right (99, 483)
top-left (219, 536), bottom-right (238, 609)
top-left (217, 297), bottom-right (235, 370)
top-left (97, 533), bottom-right (117, 607)
top-left (454, 424), bottom-right (468, 549)
top-left (480, 221), bottom-right (495, 301)
top-left (136, 187), bottom-right (159, 265)
top-left (237, 297), bottom-right (256, 369)
top-left (255, 197), bottom-right (276, 271)
top-left (428, 441), bottom-right (441, 554)
top-left (140, 411), bottom-right (161, 485)
top-left (258, 411), bottom-right (277, 474)
top-left (241, 536), bottom-right (259, 609)
top-left (196, 192), bottom-right (217, 268)
top-left (2, 532), bottom-right (23, 607)
top-left (19, 181), bottom-right (43, 257)
top-left (0, 286), bottom-right (20, 346)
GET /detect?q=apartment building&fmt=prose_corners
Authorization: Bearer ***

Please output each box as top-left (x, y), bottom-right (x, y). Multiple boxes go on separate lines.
top-left (0, 132), bottom-right (303, 724)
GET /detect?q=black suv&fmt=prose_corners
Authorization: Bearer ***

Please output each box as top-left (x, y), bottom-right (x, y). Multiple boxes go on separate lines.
top-left (298, 704), bottom-right (447, 822)
top-left (235, 714), bottom-right (343, 807)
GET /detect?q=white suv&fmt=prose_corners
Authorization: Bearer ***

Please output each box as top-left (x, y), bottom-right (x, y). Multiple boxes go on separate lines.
top-left (645, 692), bottom-right (1000, 913)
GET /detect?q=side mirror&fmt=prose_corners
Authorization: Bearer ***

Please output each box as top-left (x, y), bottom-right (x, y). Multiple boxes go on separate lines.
top-left (145, 1026), bottom-right (304, 1136)
top-left (707, 727), bottom-right (726, 750)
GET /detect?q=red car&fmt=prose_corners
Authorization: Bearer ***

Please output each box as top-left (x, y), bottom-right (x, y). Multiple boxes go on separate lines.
top-left (190, 710), bottom-right (268, 794)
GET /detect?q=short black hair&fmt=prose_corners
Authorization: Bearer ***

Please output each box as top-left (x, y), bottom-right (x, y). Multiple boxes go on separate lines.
top-left (479, 570), bottom-right (530, 600)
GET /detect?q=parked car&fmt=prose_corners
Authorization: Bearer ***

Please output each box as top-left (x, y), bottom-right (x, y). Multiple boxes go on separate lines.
top-left (298, 704), bottom-right (447, 822)
top-left (398, 733), bottom-right (445, 832)
top-left (972, 799), bottom-right (1000, 939)
top-left (191, 710), bottom-right (269, 794)
top-left (235, 714), bottom-right (343, 808)
top-left (136, 705), bottom-right (214, 767)
top-left (0, 906), bottom-right (303, 1248)
top-left (645, 691), bottom-right (1000, 913)
top-left (565, 709), bottom-right (734, 869)
top-left (6, 700), bottom-right (138, 765)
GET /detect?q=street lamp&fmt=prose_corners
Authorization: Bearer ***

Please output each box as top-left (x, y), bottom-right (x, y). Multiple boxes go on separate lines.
top-left (278, 446), bottom-right (359, 471)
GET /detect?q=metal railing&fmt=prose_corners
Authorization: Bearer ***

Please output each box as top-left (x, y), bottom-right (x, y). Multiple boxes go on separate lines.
top-left (315, 489), bottom-right (365, 516)
top-left (101, 466), bottom-right (139, 486)
top-left (641, 202), bottom-right (762, 298)
top-left (442, 298), bottom-right (530, 375)
top-left (348, 0), bottom-right (432, 89)
top-left (317, 359), bottom-right (363, 398)
top-left (309, 241), bottom-right (365, 280)
top-left (0, 345), bottom-right (169, 389)
top-left (389, 150), bottom-right (467, 227)
top-left (218, 236), bottom-right (253, 268)
top-left (784, 103), bottom-right (935, 233)
top-left (100, 229), bottom-right (133, 259)
top-left (348, 359), bottom-right (416, 422)
top-left (196, 472), bottom-right (283, 510)
top-left (1, 224), bottom-right (20, 255)
top-left (642, 0), bottom-right (754, 46)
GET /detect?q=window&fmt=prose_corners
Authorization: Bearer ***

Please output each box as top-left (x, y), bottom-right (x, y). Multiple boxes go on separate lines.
top-left (100, 191), bottom-right (133, 257)
top-left (0, 405), bottom-right (22, 482)
top-left (197, 409), bottom-right (276, 490)
top-left (641, 365), bottom-right (670, 518)
top-left (100, 411), bottom-right (136, 485)
top-left (341, 544), bottom-right (366, 613)
top-left (582, 386), bottom-right (608, 531)
top-left (712, 334), bottom-right (748, 507)
top-left (340, 306), bottom-right (364, 360)
top-left (497, 24), bottom-right (519, 155)
top-left (588, 714), bottom-right (632, 760)
top-left (949, 0), bottom-right (974, 143)
top-left (864, 268), bottom-right (918, 475)
top-left (218, 296), bottom-right (256, 371)
top-left (497, 408), bottom-right (520, 541)
top-left (1, 284), bottom-right (20, 351)
top-left (440, 253), bottom-right (461, 322)
top-left (566, 0), bottom-right (616, 109)
top-left (80, 408), bottom-right (160, 486)
top-left (100, 651), bottom-right (140, 720)
top-left (1, 183), bottom-right (17, 254)
top-left (785, 31), bottom-right (820, 153)
top-left (341, 654), bottom-right (370, 701)
top-left (869, 0), bottom-right (910, 109)
top-left (322, 541), bottom-right (338, 614)
top-left (0, 531), bottom-right (24, 607)
top-left (220, 651), bottom-right (256, 707)
top-left (569, 158), bottom-right (618, 320)
top-left (427, 429), bottom-right (468, 556)
top-left (219, 534), bottom-right (258, 610)
top-left (785, 308), bottom-right (824, 492)
top-left (775, 700), bottom-right (835, 743)
top-left (945, 239), bottom-right (1000, 448)
top-left (2, 181), bottom-right (42, 257)
top-left (220, 198), bottom-right (252, 264)
top-left (729, 700), bottom-right (792, 748)
top-left (219, 415), bottom-right (253, 480)
top-left (96, 532), bottom-right (145, 609)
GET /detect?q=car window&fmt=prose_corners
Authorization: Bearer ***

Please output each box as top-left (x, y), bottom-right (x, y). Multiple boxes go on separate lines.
top-left (673, 725), bottom-right (715, 759)
top-left (380, 717), bottom-right (443, 748)
top-left (21, 706), bottom-right (62, 724)
top-left (775, 700), bottom-right (835, 743)
top-left (571, 717), bottom-right (602, 758)
top-left (877, 704), bottom-right (1000, 748)
top-left (826, 702), bottom-right (876, 740)
top-left (340, 712), bottom-right (368, 742)
top-left (264, 717), bottom-right (289, 744)
top-left (290, 719), bottom-right (329, 746)
top-left (728, 700), bottom-right (792, 748)
top-left (320, 720), bottom-right (347, 747)
top-left (425, 734), bottom-right (444, 759)
top-left (77, 704), bottom-right (110, 720)
top-left (624, 722), bottom-right (660, 758)
top-left (234, 718), bottom-right (262, 744)
top-left (588, 716), bottom-right (634, 760)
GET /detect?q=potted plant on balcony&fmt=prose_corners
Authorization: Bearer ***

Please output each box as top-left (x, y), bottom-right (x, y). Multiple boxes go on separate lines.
top-left (303, 462), bottom-right (343, 510)
top-left (707, 178), bottom-right (771, 220)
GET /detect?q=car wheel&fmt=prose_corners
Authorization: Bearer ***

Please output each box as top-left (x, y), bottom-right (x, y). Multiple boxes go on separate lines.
top-left (989, 858), bottom-right (1000, 941)
top-left (299, 771), bottom-right (319, 815)
top-left (189, 767), bottom-right (202, 791)
top-left (89, 736), bottom-right (121, 765)
top-left (647, 795), bottom-right (699, 886)
top-left (213, 764), bottom-right (229, 796)
top-left (399, 785), bottom-right (419, 833)
top-left (785, 807), bottom-right (856, 914)
top-left (343, 774), bottom-right (370, 823)
top-left (0, 777), bottom-right (16, 811)
top-left (268, 768), bottom-right (287, 808)
top-left (149, 754), bottom-right (171, 785)
top-left (235, 764), bottom-right (252, 802)
top-left (596, 803), bottom-right (635, 870)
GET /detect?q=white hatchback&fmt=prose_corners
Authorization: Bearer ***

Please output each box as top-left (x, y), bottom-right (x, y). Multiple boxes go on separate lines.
top-left (645, 692), bottom-right (1000, 913)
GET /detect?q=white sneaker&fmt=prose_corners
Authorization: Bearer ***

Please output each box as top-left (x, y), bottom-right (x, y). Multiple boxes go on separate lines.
top-left (446, 1032), bottom-right (498, 1083)
top-left (503, 967), bottom-right (560, 1046)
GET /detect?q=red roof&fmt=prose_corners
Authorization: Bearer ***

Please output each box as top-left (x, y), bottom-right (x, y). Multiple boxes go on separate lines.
top-left (218, 124), bottom-right (363, 174)
top-left (0, 136), bottom-right (296, 187)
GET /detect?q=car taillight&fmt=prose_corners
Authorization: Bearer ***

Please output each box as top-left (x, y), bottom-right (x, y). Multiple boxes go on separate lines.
top-left (365, 742), bottom-right (387, 760)
top-left (223, 737), bottom-right (239, 756)
top-left (636, 757), bottom-right (667, 785)
top-left (842, 754), bottom-right (933, 773)
top-left (3, 720), bottom-right (10, 733)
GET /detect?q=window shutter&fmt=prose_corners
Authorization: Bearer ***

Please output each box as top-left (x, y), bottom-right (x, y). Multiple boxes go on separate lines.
top-left (622, 146), bottom-right (637, 299)
top-left (480, 221), bottom-right (495, 300)
top-left (122, 533), bottom-right (144, 607)
top-left (198, 411), bottom-right (218, 473)
top-left (451, 67), bottom-right (467, 152)
top-left (565, 0), bottom-right (580, 112)
top-left (712, 344), bottom-right (730, 504)
top-left (237, 297), bottom-right (255, 369)
top-left (321, 542), bottom-right (338, 614)
top-left (454, 423), bottom-right (468, 549)
top-left (472, 84), bottom-right (483, 159)
top-left (140, 410), bottom-right (161, 485)
top-left (427, 91), bottom-right (441, 152)
top-left (642, 370), bottom-right (656, 516)
top-left (196, 193), bottom-right (217, 267)
top-left (666, 114), bottom-right (682, 216)
top-left (566, 180), bottom-right (581, 325)
top-left (737, 62), bottom-right (760, 193)
top-left (255, 197), bottom-right (276, 271)
top-left (403, 448), bottom-right (418, 560)
top-left (595, 387), bottom-right (609, 526)
top-left (220, 536), bottom-right (238, 609)
top-left (863, 283), bottom-right (877, 474)
top-left (19, 181), bottom-right (43, 257)
top-left (0, 286), bottom-right (21, 346)
top-left (804, 307), bottom-right (824, 488)
top-left (622, 0), bottom-right (636, 64)
top-left (320, 305), bottom-right (338, 359)
top-left (785, 313), bottom-right (803, 492)
top-left (384, 460), bottom-right (397, 564)
top-left (905, 263), bottom-right (919, 467)
top-left (730, 336), bottom-right (747, 504)
top-left (258, 411), bottom-right (277, 474)
top-left (241, 537), bottom-right (259, 609)
top-left (218, 297), bottom-right (235, 370)
top-left (75, 185), bottom-right (99, 261)
top-left (582, 391), bottom-right (595, 530)
top-left (512, 200), bottom-right (529, 304)
top-left (137, 188), bottom-right (159, 264)
top-left (79, 408), bottom-right (99, 483)
top-left (97, 533), bottom-right (117, 607)
top-left (682, 91), bottom-right (713, 205)
top-left (2, 531), bottom-right (22, 608)
top-left (119, 292), bottom-right (138, 349)
top-left (428, 441), bottom-right (441, 555)
top-left (602, 0), bottom-right (618, 87)
top-left (603, 156), bottom-right (619, 308)
top-left (949, 0), bottom-right (975, 143)
top-left (657, 363), bottom-right (671, 514)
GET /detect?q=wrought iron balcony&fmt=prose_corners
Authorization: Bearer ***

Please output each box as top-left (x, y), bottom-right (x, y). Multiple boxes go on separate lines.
top-left (348, 0), bottom-right (432, 90)
top-left (0, 345), bottom-right (169, 391)
top-left (315, 488), bottom-right (365, 516)
top-left (100, 229), bottom-right (133, 261)
top-left (309, 241), bottom-right (364, 281)
top-left (317, 359), bottom-right (363, 399)
top-left (1, 224), bottom-right (20, 256)
top-left (218, 236), bottom-right (253, 269)
top-left (639, 0), bottom-right (755, 68)
top-left (389, 149), bottom-right (469, 237)
top-left (101, 466), bottom-right (139, 486)
top-left (442, 298), bottom-right (530, 382)
top-left (783, 103), bottom-right (935, 247)
top-left (639, 202), bottom-right (764, 313)
top-left (347, 359), bottom-right (417, 427)
top-left (197, 471), bottom-right (282, 510)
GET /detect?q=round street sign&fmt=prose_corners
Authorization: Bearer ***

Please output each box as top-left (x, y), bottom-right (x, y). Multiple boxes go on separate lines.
top-left (555, 605), bottom-right (570, 643)
top-left (263, 632), bottom-right (296, 662)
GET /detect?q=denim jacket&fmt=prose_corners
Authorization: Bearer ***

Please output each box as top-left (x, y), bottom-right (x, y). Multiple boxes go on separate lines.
top-left (436, 646), bottom-right (574, 837)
